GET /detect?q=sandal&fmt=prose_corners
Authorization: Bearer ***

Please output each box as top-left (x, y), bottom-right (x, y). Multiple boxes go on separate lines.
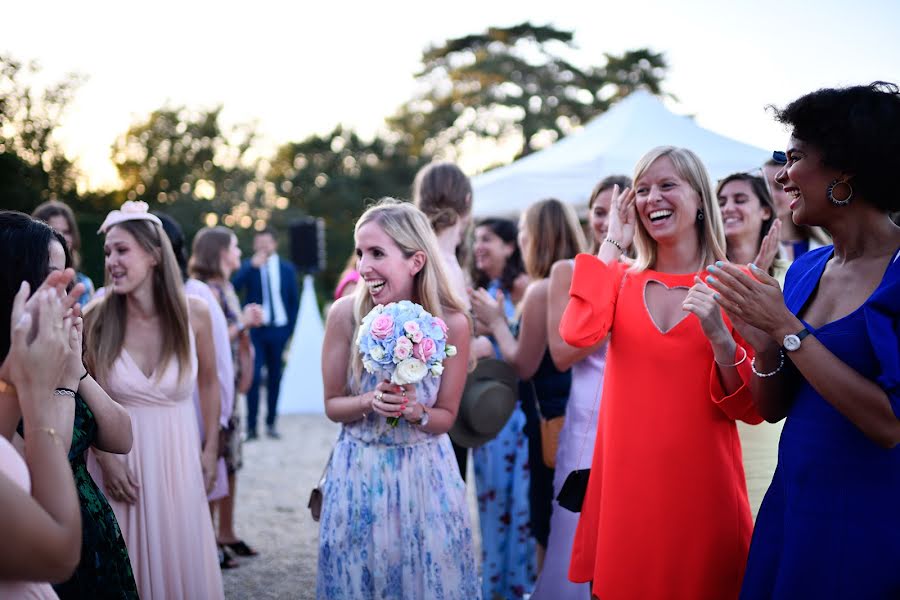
top-left (223, 539), bottom-right (259, 557)
top-left (218, 544), bottom-right (240, 569)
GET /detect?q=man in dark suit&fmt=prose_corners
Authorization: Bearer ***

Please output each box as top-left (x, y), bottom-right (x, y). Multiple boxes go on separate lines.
top-left (232, 226), bottom-right (299, 439)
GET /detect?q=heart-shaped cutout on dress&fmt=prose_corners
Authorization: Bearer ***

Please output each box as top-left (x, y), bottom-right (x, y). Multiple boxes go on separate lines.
top-left (644, 279), bottom-right (690, 334)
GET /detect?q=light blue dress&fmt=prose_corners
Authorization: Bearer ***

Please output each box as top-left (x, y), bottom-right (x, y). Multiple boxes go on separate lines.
top-left (472, 280), bottom-right (536, 599)
top-left (317, 373), bottom-right (480, 600)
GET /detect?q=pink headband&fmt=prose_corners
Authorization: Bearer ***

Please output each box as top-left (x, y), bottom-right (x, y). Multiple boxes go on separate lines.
top-left (98, 201), bottom-right (163, 234)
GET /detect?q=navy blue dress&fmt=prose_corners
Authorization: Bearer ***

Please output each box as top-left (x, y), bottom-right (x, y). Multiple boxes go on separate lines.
top-left (741, 246), bottom-right (900, 599)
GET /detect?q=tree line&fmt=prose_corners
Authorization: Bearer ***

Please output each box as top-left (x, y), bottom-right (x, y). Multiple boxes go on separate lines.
top-left (0, 23), bottom-right (668, 305)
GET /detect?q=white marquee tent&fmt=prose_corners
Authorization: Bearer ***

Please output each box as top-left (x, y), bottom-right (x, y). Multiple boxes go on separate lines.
top-left (471, 90), bottom-right (771, 217)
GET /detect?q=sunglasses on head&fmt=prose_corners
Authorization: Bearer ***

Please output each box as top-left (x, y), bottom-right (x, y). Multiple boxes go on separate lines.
top-left (772, 150), bottom-right (787, 164)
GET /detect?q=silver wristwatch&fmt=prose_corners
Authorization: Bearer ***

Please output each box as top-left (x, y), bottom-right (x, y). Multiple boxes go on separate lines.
top-left (414, 406), bottom-right (429, 428)
top-left (783, 328), bottom-right (810, 352)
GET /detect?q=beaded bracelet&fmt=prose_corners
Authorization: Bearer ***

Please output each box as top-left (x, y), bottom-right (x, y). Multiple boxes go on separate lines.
top-left (751, 351), bottom-right (785, 378)
top-left (604, 238), bottom-right (626, 253)
top-left (715, 345), bottom-right (748, 368)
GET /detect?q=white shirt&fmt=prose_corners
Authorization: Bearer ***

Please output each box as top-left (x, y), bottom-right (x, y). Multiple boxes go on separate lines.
top-left (261, 254), bottom-right (289, 327)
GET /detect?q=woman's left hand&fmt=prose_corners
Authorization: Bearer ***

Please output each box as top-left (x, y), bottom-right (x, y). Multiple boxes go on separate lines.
top-left (705, 262), bottom-right (794, 338)
top-left (682, 276), bottom-right (730, 344)
top-left (371, 380), bottom-right (412, 418)
top-left (393, 384), bottom-right (425, 423)
top-left (752, 218), bottom-right (783, 274)
top-left (469, 288), bottom-right (506, 331)
top-left (201, 447), bottom-right (218, 493)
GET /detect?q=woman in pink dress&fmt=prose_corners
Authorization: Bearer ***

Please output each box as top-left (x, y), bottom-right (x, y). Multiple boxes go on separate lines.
top-left (84, 202), bottom-right (224, 599)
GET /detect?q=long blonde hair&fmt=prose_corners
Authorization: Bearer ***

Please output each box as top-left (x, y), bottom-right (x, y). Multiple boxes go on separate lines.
top-left (84, 220), bottom-right (192, 386)
top-left (522, 199), bottom-right (586, 279)
top-left (349, 199), bottom-right (470, 387)
top-left (630, 146), bottom-right (727, 271)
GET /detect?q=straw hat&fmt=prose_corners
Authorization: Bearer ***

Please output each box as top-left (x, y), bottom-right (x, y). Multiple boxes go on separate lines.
top-left (449, 358), bottom-right (518, 448)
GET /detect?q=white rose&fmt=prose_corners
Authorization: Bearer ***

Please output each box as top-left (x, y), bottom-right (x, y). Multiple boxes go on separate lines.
top-left (445, 344), bottom-right (457, 357)
top-left (393, 358), bottom-right (428, 385)
top-left (363, 359), bottom-right (377, 373)
top-left (430, 363), bottom-right (445, 377)
top-left (370, 346), bottom-right (385, 361)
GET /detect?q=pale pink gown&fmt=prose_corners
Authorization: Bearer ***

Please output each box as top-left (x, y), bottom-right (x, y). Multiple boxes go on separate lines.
top-left (87, 332), bottom-right (224, 600)
top-left (0, 436), bottom-right (58, 599)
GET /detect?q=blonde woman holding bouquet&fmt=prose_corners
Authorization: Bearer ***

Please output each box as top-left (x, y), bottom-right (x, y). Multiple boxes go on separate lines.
top-left (318, 199), bottom-right (477, 599)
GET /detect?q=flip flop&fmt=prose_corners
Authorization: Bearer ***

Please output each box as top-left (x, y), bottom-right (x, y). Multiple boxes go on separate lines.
top-left (223, 540), bottom-right (259, 557)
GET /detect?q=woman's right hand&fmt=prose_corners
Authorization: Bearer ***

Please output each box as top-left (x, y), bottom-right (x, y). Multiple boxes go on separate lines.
top-left (98, 453), bottom-right (139, 504)
top-left (471, 335), bottom-right (495, 360)
top-left (603, 184), bottom-right (637, 253)
top-left (5, 284), bottom-right (70, 399)
top-left (241, 304), bottom-right (264, 328)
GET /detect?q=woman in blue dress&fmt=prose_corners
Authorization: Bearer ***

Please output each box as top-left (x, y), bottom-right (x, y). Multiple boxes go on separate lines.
top-left (469, 217), bottom-right (535, 599)
top-left (318, 199), bottom-right (478, 599)
top-left (707, 82), bottom-right (900, 598)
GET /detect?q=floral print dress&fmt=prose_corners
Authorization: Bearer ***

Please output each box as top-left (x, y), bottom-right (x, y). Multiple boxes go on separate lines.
top-left (56, 394), bottom-right (139, 599)
top-left (471, 279), bottom-right (536, 599)
top-left (317, 373), bottom-right (480, 599)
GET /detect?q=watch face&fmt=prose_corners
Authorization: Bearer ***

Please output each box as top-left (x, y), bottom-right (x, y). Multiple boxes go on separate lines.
top-left (783, 334), bottom-right (801, 352)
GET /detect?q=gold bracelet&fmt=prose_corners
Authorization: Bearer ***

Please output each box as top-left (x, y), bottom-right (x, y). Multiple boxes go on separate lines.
top-left (0, 378), bottom-right (16, 398)
top-left (715, 345), bottom-right (748, 368)
top-left (26, 427), bottom-right (64, 448)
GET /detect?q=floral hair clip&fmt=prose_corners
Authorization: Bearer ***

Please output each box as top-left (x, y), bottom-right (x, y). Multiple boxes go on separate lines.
top-left (98, 201), bottom-right (163, 234)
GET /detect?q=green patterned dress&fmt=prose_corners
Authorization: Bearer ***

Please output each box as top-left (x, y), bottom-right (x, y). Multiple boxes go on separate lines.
top-left (55, 394), bottom-right (140, 599)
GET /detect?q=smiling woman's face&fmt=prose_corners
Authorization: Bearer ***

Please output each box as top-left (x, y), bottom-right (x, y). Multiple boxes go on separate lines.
top-left (634, 155), bottom-right (701, 244)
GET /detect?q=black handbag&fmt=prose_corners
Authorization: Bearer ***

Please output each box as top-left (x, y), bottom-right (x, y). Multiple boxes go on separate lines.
top-left (555, 357), bottom-right (605, 513)
top-left (557, 468), bottom-right (591, 512)
top-left (308, 448), bottom-right (333, 522)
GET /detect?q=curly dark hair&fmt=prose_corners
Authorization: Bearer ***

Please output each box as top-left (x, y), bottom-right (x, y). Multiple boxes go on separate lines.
top-left (470, 217), bottom-right (525, 292)
top-left (774, 81), bottom-right (900, 212)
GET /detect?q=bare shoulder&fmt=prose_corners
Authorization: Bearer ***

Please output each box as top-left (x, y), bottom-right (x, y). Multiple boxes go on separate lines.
top-left (524, 278), bottom-right (550, 303)
top-left (326, 295), bottom-right (356, 333)
top-left (550, 259), bottom-right (574, 279)
top-left (442, 310), bottom-right (470, 338)
top-left (187, 295), bottom-right (211, 318)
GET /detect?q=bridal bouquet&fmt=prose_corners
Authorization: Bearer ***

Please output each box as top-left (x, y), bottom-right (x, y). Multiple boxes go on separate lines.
top-left (356, 300), bottom-right (457, 426)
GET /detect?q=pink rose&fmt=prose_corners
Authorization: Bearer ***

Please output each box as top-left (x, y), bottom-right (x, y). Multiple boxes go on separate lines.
top-left (394, 336), bottom-right (413, 360)
top-left (433, 318), bottom-right (448, 335)
top-left (370, 314), bottom-right (395, 340)
top-left (413, 338), bottom-right (437, 363)
top-left (403, 321), bottom-right (421, 336)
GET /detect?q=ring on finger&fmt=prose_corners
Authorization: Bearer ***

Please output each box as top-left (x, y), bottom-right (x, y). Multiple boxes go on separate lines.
top-left (374, 391), bottom-right (384, 403)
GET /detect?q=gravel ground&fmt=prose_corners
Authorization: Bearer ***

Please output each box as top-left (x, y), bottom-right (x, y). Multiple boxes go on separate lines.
top-left (222, 413), bottom-right (340, 600)
top-left (222, 412), bottom-right (781, 599)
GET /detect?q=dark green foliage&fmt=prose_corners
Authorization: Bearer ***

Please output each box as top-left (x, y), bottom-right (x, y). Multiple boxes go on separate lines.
top-left (388, 22), bottom-right (668, 160)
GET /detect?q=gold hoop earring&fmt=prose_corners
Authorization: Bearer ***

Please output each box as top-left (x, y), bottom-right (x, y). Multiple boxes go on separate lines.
top-left (827, 179), bottom-right (853, 206)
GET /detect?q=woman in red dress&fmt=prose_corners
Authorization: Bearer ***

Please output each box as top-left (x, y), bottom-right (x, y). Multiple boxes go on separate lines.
top-left (560, 146), bottom-right (762, 599)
